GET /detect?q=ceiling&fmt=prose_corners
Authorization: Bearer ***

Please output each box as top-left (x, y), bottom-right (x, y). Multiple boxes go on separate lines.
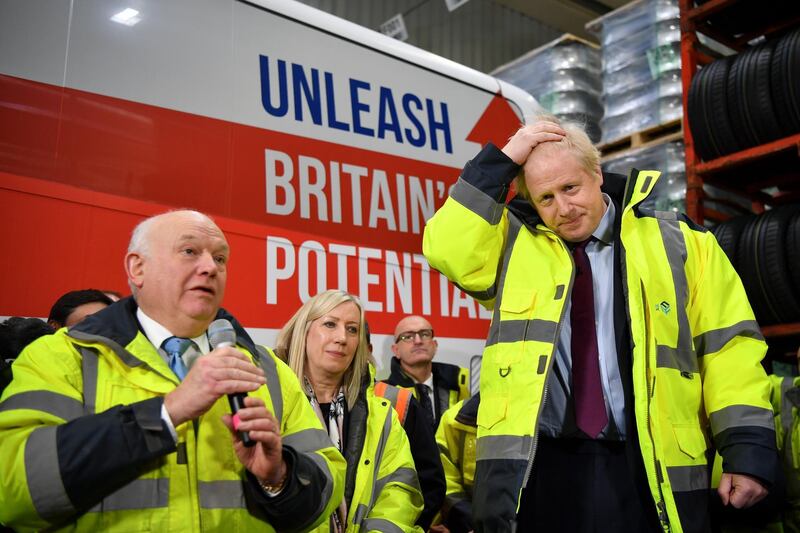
top-left (495, 0), bottom-right (630, 40)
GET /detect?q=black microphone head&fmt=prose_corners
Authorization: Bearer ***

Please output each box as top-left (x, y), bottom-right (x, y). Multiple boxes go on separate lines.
top-left (208, 319), bottom-right (237, 349)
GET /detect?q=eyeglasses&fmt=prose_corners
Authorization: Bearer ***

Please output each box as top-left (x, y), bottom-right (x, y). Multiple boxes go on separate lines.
top-left (395, 329), bottom-right (434, 343)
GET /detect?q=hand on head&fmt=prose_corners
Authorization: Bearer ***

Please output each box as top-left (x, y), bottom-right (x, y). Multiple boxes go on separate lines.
top-left (164, 345), bottom-right (266, 426)
top-left (501, 120), bottom-right (566, 166)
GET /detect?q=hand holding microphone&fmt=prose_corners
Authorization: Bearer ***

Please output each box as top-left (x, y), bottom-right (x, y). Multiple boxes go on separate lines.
top-left (163, 319), bottom-right (265, 437)
top-left (208, 319), bottom-right (256, 447)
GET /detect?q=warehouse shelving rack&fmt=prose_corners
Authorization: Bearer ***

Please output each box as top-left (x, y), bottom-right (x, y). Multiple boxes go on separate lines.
top-left (679, 0), bottom-right (800, 347)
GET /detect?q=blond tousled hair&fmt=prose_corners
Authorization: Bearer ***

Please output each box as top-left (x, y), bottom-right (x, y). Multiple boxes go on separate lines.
top-left (514, 115), bottom-right (601, 202)
top-left (274, 290), bottom-right (373, 407)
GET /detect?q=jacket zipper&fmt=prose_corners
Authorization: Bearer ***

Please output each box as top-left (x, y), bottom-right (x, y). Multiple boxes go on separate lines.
top-left (641, 282), bottom-right (670, 531)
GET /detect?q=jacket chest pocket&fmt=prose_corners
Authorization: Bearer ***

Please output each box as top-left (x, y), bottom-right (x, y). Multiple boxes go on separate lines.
top-left (499, 289), bottom-right (536, 319)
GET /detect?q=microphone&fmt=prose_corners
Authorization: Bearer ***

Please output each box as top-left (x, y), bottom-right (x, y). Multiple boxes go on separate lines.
top-left (208, 319), bottom-right (254, 447)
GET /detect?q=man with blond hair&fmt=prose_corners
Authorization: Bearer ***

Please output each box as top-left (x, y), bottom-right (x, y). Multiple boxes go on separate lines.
top-left (424, 116), bottom-right (779, 532)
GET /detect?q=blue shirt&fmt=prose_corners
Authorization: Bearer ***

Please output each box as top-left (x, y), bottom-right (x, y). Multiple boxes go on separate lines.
top-left (538, 194), bottom-right (626, 439)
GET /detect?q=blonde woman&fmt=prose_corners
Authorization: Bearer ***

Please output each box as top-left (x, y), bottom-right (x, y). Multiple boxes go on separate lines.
top-left (275, 290), bottom-right (423, 532)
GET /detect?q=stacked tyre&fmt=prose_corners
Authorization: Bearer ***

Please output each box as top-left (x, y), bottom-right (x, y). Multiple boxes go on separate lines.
top-left (688, 27), bottom-right (800, 161)
top-left (712, 204), bottom-right (800, 326)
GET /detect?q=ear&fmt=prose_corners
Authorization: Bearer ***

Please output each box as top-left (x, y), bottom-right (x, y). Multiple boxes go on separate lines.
top-left (391, 343), bottom-right (400, 357)
top-left (125, 252), bottom-right (145, 290)
top-left (595, 165), bottom-right (604, 185)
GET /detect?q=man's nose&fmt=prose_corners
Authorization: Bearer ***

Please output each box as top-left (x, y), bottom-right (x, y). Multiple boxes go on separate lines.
top-left (198, 251), bottom-right (219, 275)
top-left (555, 195), bottom-right (572, 216)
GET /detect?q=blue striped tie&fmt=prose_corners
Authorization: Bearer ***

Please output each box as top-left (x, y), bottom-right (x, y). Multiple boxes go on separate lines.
top-left (163, 336), bottom-right (191, 381)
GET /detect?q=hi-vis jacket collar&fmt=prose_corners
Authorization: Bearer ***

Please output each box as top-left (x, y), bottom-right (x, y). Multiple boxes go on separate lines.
top-left (66, 296), bottom-right (260, 364)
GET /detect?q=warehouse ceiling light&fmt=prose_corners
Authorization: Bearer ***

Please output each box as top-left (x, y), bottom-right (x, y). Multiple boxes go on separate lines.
top-left (110, 8), bottom-right (140, 26)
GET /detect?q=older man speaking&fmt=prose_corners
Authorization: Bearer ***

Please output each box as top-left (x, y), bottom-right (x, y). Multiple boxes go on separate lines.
top-left (0, 210), bottom-right (344, 532)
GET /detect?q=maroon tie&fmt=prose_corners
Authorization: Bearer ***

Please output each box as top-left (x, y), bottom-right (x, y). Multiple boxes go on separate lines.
top-left (571, 239), bottom-right (608, 438)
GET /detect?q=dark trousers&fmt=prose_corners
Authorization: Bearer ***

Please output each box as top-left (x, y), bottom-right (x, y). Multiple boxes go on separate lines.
top-left (516, 437), bottom-right (662, 533)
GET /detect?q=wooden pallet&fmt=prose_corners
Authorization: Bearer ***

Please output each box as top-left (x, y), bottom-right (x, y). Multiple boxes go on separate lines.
top-left (599, 119), bottom-right (684, 161)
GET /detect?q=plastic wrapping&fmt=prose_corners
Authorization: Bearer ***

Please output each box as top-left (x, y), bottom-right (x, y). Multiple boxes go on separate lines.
top-left (587, 0), bottom-right (683, 143)
top-left (494, 37), bottom-right (603, 142)
top-left (591, 0), bottom-right (679, 47)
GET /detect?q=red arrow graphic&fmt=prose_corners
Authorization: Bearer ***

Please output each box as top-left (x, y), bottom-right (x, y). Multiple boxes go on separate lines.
top-left (466, 92), bottom-right (523, 148)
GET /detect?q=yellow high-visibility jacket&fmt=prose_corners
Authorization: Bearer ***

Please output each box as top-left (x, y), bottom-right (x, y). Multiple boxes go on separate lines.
top-left (0, 299), bottom-right (345, 532)
top-left (311, 368), bottom-right (424, 532)
top-left (435, 394), bottom-right (479, 533)
top-left (770, 374), bottom-right (800, 532)
top-left (423, 143), bottom-right (778, 532)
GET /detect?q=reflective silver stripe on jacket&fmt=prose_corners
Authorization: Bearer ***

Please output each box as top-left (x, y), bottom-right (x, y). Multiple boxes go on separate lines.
top-left (68, 331), bottom-right (147, 369)
top-left (654, 213), bottom-right (696, 374)
top-left (449, 176), bottom-right (508, 302)
top-left (0, 391), bottom-right (83, 421)
top-left (486, 319), bottom-right (558, 347)
top-left (89, 478), bottom-right (170, 511)
top-left (378, 384), bottom-right (400, 405)
top-left (709, 404), bottom-right (775, 436)
top-left (283, 427), bottom-right (334, 455)
top-left (80, 346), bottom-right (99, 414)
top-left (693, 320), bottom-right (764, 358)
top-left (450, 177), bottom-right (505, 226)
top-left (257, 347), bottom-right (283, 425)
top-left (373, 466), bottom-right (420, 497)
top-left (666, 464), bottom-right (708, 492)
top-left (352, 406), bottom-right (394, 528)
top-left (25, 426), bottom-right (75, 520)
top-left (199, 480), bottom-right (246, 509)
top-left (476, 434), bottom-right (533, 462)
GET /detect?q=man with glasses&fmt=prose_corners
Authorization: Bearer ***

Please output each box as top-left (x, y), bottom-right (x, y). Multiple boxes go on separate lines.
top-left (383, 315), bottom-right (470, 429)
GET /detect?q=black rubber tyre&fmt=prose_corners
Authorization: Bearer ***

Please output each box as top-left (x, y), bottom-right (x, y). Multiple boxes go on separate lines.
top-left (727, 50), bottom-right (760, 150)
top-left (726, 43), bottom-right (782, 148)
top-left (787, 211), bottom-right (800, 300)
top-left (688, 62), bottom-right (716, 161)
top-left (712, 213), bottom-right (753, 266)
top-left (726, 42), bottom-right (782, 150)
top-left (770, 28), bottom-right (800, 137)
top-left (736, 215), bottom-right (779, 325)
top-left (745, 42), bottom-right (783, 146)
top-left (707, 56), bottom-right (742, 156)
top-left (757, 205), bottom-right (800, 323)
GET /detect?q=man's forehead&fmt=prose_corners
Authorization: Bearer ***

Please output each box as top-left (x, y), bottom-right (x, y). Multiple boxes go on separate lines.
top-left (395, 316), bottom-right (431, 334)
top-left (154, 215), bottom-right (228, 247)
